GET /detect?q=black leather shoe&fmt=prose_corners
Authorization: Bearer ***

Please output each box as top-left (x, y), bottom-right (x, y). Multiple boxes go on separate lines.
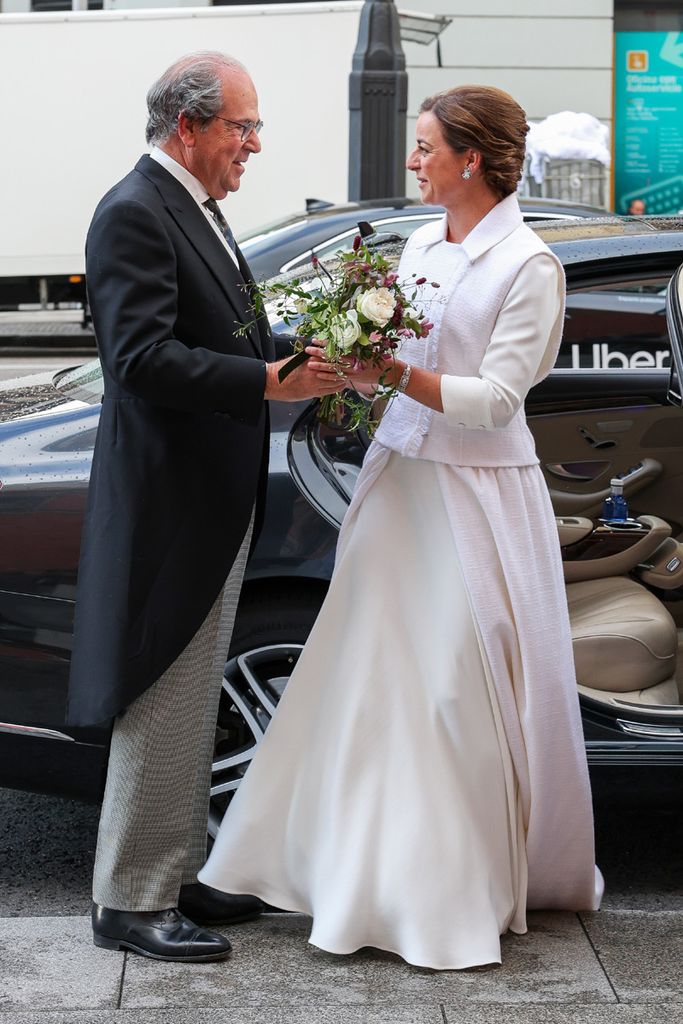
top-left (92, 904), bottom-right (232, 962)
top-left (179, 882), bottom-right (263, 926)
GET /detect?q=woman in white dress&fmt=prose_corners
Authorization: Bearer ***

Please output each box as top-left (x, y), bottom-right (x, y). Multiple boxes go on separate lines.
top-left (199, 85), bottom-right (603, 970)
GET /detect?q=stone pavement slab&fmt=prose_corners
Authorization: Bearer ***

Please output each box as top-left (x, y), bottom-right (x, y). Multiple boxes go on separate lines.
top-left (120, 912), bottom-right (614, 1009)
top-left (0, 1013), bottom-right (442, 1024)
top-left (580, 909), bottom-right (683, 1002)
top-left (444, 1006), bottom-right (683, 1023)
top-left (1, 1006), bottom-right (683, 1024)
top-left (0, 917), bottom-right (120, 1012)
top-left (6, 911), bottom-right (682, 1021)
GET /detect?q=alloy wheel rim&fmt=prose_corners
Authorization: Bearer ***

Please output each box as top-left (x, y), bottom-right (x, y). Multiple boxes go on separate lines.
top-left (208, 643), bottom-right (303, 837)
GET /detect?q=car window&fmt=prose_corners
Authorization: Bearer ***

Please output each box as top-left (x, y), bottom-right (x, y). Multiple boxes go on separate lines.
top-left (309, 231), bottom-right (357, 265)
top-left (366, 215), bottom-right (442, 238)
top-left (281, 209), bottom-right (588, 276)
top-left (283, 215), bottom-right (442, 274)
top-left (524, 212), bottom-right (584, 221)
top-left (556, 277), bottom-right (670, 371)
top-left (52, 359), bottom-right (103, 405)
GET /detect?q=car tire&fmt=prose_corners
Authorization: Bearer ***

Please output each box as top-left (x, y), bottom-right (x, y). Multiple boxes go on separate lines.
top-left (208, 583), bottom-right (325, 837)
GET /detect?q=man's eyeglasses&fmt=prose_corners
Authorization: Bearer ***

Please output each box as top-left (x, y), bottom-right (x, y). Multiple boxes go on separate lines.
top-left (213, 115), bottom-right (263, 142)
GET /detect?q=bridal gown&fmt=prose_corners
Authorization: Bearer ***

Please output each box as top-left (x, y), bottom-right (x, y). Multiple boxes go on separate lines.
top-left (199, 197), bottom-right (603, 970)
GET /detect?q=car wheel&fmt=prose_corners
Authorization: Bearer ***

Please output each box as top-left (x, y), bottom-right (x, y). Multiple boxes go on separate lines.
top-left (208, 584), bottom-right (324, 837)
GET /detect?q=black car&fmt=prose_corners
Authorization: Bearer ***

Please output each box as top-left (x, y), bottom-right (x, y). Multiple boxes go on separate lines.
top-left (0, 197), bottom-right (607, 356)
top-left (239, 196), bottom-right (608, 282)
top-left (2, 216), bottom-right (683, 838)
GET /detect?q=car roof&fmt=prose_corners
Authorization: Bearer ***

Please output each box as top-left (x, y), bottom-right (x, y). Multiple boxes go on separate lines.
top-left (239, 196), bottom-right (614, 282)
top-left (264, 217), bottom-right (683, 294)
top-left (238, 202), bottom-right (442, 247)
top-left (240, 195), bottom-right (607, 237)
top-left (533, 216), bottom-right (683, 269)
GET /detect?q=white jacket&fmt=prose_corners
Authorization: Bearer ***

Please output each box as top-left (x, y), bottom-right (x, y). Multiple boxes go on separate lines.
top-left (374, 193), bottom-right (565, 467)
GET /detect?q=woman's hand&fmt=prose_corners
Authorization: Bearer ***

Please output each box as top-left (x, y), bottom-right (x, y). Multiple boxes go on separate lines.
top-left (304, 342), bottom-right (401, 389)
top-left (348, 358), bottom-right (401, 388)
top-left (349, 381), bottom-right (380, 397)
top-left (303, 343), bottom-right (444, 415)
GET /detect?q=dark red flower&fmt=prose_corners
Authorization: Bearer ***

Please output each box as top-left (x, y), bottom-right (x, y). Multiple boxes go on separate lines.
top-left (353, 234), bottom-right (362, 251)
top-left (415, 277), bottom-right (427, 285)
top-left (431, 281), bottom-right (440, 288)
top-left (311, 255), bottom-right (319, 266)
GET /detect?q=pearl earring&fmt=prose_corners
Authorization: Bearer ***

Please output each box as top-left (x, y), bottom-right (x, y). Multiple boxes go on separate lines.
top-left (461, 165), bottom-right (472, 180)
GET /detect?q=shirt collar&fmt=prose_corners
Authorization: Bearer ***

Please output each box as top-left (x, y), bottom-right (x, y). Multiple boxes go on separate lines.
top-left (149, 145), bottom-right (210, 207)
top-left (412, 192), bottom-right (524, 262)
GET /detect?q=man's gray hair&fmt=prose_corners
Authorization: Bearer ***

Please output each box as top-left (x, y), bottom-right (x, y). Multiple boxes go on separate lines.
top-left (145, 51), bottom-right (246, 146)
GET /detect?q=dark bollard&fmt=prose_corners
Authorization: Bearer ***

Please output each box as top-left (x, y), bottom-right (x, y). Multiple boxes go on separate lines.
top-left (348, 0), bottom-right (408, 201)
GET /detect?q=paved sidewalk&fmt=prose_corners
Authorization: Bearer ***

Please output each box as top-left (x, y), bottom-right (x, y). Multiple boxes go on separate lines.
top-left (1, 910), bottom-right (682, 1023)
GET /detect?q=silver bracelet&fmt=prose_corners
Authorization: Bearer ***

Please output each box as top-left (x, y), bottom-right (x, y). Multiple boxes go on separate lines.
top-left (397, 363), bottom-right (412, 393)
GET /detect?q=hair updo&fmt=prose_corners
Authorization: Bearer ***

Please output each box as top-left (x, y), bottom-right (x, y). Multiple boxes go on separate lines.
top-left (419, 85), bottom-right (529, 199)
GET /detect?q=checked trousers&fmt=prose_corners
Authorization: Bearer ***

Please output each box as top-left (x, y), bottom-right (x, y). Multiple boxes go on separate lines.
top-left (92, 515), bottom-right (254, 911)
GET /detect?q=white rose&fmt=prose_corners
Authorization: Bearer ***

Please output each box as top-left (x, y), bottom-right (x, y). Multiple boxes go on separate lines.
top-left (329, 309), bottom-right (362, 352)
top-left (356, 287), bottom-right (396, 327)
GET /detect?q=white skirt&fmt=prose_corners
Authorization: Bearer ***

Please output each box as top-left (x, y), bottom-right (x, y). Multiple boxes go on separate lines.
top-left (200, 450), bottom-right (528, 970)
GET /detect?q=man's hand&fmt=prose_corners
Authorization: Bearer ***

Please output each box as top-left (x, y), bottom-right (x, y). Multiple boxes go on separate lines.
top-left (264, 354), bottom-right (348, 402)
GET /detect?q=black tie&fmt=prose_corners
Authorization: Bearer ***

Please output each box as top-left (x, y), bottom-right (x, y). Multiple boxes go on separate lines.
top-left (203, 198), bottom-right (237, 255)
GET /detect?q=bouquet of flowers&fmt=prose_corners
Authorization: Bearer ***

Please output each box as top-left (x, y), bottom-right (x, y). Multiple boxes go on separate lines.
top-left (266, 236), bottom-right (436, 432)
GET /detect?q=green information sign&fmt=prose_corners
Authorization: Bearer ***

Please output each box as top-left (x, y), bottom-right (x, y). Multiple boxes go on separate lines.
top-left (614, 31), bottom-right (683, 214)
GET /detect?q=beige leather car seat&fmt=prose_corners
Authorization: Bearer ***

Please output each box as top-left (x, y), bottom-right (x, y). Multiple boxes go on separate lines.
top-left (566, 576), bottom-right (680, 706)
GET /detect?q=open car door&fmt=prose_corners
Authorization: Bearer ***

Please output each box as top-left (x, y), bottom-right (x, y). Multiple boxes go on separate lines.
top-left (667, 263), bottom-right (683, 408)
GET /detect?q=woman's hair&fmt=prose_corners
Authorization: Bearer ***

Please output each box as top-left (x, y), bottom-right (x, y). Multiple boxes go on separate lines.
top-left (420, 85), bottom-right (529, 199)
top-left (145, 51), bottom-right (245, 146)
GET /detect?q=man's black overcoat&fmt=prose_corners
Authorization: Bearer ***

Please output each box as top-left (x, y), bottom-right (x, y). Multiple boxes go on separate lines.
top-left (66, 155), bottom-right (275, 726)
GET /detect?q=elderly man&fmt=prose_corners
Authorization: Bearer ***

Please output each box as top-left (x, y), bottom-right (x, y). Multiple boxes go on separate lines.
top-left (67, 51), bottom-right (342, 962)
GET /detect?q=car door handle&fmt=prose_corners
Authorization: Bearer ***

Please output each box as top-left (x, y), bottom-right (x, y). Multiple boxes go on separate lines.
top-left (578, 426), bottom-right (617, 450)
top-left (546, 461), bottom-right (611, 482)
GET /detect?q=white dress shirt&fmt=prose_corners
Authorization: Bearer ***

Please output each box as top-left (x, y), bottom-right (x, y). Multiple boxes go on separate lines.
top-left (149, 146), bottom-right (239, 268)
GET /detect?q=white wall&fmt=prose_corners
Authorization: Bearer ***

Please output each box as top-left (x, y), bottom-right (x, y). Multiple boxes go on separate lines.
top-left (0, 2), bottom-right (362, 276)
top-left (402, 0), bottom-right (614, 198)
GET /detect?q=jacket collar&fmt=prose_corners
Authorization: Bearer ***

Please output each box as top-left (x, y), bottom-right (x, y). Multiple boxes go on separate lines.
top-left (134, 155), bottom-right (263, 358)
top-left (412, 192), bottom-right (524, 262)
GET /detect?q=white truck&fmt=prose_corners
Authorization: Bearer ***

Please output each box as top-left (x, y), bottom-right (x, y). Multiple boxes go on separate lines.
top-left (0, 2), bottom-right (363, 329)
